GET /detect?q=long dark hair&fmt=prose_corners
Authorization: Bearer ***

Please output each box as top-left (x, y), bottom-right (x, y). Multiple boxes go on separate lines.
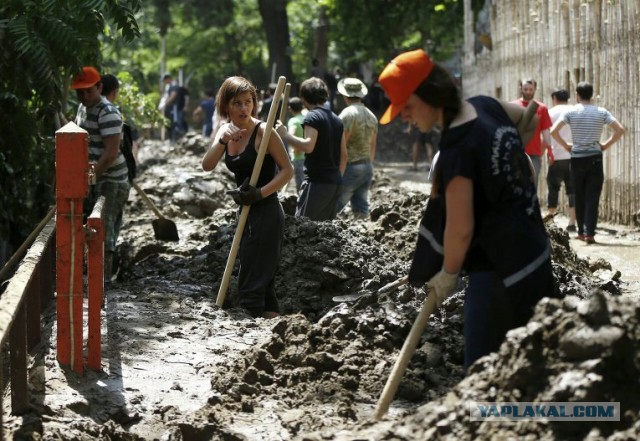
top-left (413, 64), bottom-right (461, 129)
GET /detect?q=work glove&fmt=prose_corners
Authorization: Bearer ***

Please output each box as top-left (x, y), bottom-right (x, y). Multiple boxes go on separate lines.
top-left (227, 177), bottom-right (263, 205)
top-left (427, 269), bottom-right (459, 307)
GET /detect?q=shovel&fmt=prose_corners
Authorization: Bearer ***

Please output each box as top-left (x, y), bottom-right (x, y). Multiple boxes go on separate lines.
top-left (332, 275), bottom-right (409, 303)
top-left (372, 100), bottom-right (542, 421)
top-left (131, 181), bottom-right (179, 241)
top-left (373, 288), bottom-right (437, 420)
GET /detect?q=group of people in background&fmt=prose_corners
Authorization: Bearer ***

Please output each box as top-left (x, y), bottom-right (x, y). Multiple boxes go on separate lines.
top-left (511, 76), bottom-right (625, 244)
top-left (196, 69), bottom-right (384, 318)
top-left (70, 48), bottom-right (626, 371)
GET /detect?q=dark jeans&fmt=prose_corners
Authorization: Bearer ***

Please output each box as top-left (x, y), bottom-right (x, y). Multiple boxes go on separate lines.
top-left (85, 181), bottom-right (130, 253)
top-left (571, 155), bottom-right (604, 237)
top-left (546, 159), bottom-right (575, 208)
top-left (238, 197), bottom-right (284, 316)
top-left (464, 272), bottom-right (514, 370)
top-left (336, 162), bottom-right (373, 215)
top-left (464, 263), bottom-right (554, 370)
top-left (292, 159), bottom-right (304, 192)
top-left (296, 180), bottom-right (341, 221)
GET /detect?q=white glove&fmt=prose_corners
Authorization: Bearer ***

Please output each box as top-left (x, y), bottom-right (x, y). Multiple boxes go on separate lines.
top-left (427, 269), bottom-right (459, 307)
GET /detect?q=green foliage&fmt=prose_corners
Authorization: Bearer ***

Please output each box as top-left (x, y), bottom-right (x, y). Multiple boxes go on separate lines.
top-left (113, 71), bottom-right (166, 130)
top-left (287, 0), bottom-right (320, 80)
top-left (327, 0), bottom-right (466, 72)
top-left (0, 0), bottom-right (141, 251)
top-left (111, 0), bottom-right (273, 106)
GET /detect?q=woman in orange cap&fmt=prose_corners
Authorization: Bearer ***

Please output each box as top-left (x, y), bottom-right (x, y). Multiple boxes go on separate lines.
top-left (378, 49), bottom-right (556, 370)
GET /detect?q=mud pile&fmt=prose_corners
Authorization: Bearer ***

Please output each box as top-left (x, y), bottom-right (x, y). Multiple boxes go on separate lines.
top-left (5, 133), bottom-right (632, 440)
top-left (315, 290), bottom-right (640, 440)
top-left (116, 134), bottom-right (626, 439)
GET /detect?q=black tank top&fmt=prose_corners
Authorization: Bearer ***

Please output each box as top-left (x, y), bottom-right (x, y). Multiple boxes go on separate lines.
top-left (224, 123), bottom-right (278, 200)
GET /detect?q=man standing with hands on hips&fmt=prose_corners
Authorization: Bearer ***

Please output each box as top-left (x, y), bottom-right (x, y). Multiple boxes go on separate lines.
top-left (551, 81), bottom-right (625, 244)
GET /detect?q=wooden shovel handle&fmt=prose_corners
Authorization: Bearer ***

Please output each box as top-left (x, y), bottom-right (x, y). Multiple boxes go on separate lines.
top-left (373, 290), bottom-right (437, 420)
top-left (378, 275), bottom-right (409, 294)
top-left (517, 99), bottom-right (539, 134)
top-left (279, 83), bottom-right (291, 124)
top-left (132, 181), bottom-right (165, 220)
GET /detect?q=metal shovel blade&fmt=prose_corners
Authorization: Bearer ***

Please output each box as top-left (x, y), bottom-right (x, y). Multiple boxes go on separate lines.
top-left (152, 218), bottom-right (179, 241)
top-left (332, 291), bottom-right (371, 303)
top-left (332, 275), bottom-right (409, 303)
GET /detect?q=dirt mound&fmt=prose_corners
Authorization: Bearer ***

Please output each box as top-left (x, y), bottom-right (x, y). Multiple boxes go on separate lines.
top-left (5, 133), bottom-right (633, 440)
top-left (316, 290), bottom-right (640, 440)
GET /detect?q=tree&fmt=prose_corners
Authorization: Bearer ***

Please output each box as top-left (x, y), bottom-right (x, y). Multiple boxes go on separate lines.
top-left (0, 0), bottom-right (141, 258)
top-left (258, 0), bottom-right (294, 83)
top-left (326, 0), bottom-right (473, 72)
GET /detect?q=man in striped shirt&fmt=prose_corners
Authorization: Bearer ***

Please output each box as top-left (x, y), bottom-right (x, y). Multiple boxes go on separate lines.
top-left (72, 66), bottom-right (130, 281)
top-left (550, 81), bottom-right (625, 244)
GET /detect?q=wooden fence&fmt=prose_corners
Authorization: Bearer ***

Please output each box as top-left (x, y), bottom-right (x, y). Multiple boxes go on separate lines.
top-left (463, 0), bottom-right (640, 225)
top-left (0, 216), bottom-right (55, 433)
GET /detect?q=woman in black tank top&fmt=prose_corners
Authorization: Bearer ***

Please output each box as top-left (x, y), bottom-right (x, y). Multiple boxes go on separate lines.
top-left (202, 76), bottom-right (293, 319)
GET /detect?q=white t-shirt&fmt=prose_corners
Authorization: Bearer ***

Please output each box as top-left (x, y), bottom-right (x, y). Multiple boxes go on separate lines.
top-left (549, 104), bottom-right (573, 161)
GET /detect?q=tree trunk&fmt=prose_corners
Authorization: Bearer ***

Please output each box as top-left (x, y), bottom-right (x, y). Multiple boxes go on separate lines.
top-left (314, 6), bottom-right (330, 71)
top-left (258, 0), bottom-right (293, 84)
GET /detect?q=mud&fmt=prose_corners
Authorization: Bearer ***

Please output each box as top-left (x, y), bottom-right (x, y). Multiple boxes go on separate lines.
top-left (3, 131), bottom-right (638, 440)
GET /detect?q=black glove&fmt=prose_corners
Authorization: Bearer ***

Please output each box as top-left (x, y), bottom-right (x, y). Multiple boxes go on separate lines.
top-left (227, 177), bottom-right (263, 205)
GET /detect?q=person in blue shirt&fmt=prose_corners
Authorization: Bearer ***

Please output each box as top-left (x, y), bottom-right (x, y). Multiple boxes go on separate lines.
top-left (193, 89), bottom-right (216, 137)
top-left (276, 77), bottom-right (347, 221)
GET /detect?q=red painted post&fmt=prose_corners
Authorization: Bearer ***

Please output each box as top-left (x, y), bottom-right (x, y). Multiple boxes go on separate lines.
top-left (55, 122), bottom-right (89, 375)
top-left (86, 196), bottom-right (105, 371)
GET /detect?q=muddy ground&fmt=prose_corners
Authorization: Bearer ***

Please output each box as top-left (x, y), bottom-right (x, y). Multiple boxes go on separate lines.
top-left (3, 126), bottom-right (640, 440)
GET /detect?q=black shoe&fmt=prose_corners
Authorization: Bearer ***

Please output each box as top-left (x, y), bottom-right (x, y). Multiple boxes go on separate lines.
top-left (566, 225), bottom-right (577, 232)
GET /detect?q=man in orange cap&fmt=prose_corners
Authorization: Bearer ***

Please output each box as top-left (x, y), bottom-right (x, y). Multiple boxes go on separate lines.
top-left (71, 66), bottom-right (130, 283)
top-left (378, 49), bottom-right (556, 371)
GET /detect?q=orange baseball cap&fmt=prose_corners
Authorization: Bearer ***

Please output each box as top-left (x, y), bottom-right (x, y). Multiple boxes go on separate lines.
top-left (71, 66), bottom-right (101, 89)
top-left (379, 49), bottom-right (434, 124)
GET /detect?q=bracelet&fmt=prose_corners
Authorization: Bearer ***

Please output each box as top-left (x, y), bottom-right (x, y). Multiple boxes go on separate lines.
top-left (219, 138), bottom-right (229, 146)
